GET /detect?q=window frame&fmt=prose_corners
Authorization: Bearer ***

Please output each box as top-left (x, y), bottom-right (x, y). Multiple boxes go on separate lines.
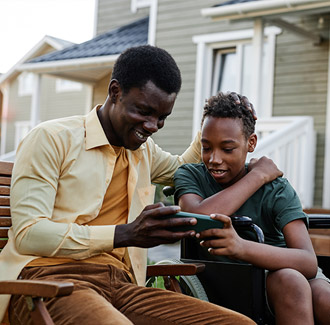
top-left (192, 26), bottom-right (281, 138)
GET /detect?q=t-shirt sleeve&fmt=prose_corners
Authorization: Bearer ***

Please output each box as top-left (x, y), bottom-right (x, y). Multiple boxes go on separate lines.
top-left (174, 164), bottom-right (206, 202)
top-left (267, 178), bottom-right (308, 231)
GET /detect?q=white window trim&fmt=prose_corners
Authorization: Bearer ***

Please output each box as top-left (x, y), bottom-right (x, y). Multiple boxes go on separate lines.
top-left (131, 0), bottom-right (157, 46)
top-left (192, 26), bottom-right (281, 138)
top-left (18, 72), bottom-right (35, 96)
top-left (14, 120), bottom-right (31, 150)
top-left (56, 78), bottom-right (83, 93)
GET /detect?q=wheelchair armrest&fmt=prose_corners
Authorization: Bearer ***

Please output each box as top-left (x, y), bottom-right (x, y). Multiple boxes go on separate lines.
top-left (0, 280), bottom-right (74, 298)
top-left (308, 214), bottom-right (330, 229)
top-left (163, 186), bottom-right (175, 197)
top-left (147, 263), bottom-right (205, 277)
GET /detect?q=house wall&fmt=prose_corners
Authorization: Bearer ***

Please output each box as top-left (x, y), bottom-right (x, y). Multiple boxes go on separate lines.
top-left (272, 15), bottom-right (329, 207)
top-left (4, 75), bottom-right (89, 153)
top-left (93, 74), bottom-right (111, 108)
top-left (96, 0), bottom-right (149, 35)
top-left (95, 1), bottom-right (329, 206)
top-left (152, 0), bottom-right (252, 153)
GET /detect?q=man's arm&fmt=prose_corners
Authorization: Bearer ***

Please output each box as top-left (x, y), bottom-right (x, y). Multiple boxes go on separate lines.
top-left (11, 126), bottom-right (115, 259)
top-left (178, 157), bottom-right (283, 216)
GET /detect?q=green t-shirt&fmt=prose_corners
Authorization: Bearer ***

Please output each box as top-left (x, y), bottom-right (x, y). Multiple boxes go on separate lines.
top-left (174, 163), bottom-right (308, 248)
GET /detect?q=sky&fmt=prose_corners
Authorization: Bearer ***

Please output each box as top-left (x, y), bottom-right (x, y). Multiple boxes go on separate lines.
top-left (0, 0), bottom-right (96, 74)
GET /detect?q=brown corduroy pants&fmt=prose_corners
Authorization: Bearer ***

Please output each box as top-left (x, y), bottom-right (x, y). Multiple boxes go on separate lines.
top-left (9, 263), bottom-right (254, 325)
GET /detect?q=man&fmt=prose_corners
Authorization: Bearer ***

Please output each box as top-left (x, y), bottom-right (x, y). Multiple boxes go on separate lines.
top-left (0, 45), bottom-right (279, 324)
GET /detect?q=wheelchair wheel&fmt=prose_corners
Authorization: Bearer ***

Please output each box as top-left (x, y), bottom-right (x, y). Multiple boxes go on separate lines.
top-left (146, 258), bottom-right (209, 301)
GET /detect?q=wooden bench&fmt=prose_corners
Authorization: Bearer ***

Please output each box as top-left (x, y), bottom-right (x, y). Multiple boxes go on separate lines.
top-left (0, 161), bottom-right (202, 324)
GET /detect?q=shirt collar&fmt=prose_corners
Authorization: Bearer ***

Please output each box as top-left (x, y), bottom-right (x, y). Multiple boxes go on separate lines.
top-left (85, 105), bottom-right (110, 150)
top-left (85, 105), bottom-right (146, 159)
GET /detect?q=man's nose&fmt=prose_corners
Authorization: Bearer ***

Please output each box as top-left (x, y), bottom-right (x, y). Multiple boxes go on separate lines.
top-left (143, 117), bottom-right (159, 134)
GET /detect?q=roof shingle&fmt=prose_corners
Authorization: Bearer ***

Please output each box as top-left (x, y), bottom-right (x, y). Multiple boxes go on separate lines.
top-left (29, 17), bottom-right (149, 63)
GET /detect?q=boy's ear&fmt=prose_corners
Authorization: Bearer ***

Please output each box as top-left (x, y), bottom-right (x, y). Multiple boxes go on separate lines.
top-left (247, 133), bottom-right (257, 153)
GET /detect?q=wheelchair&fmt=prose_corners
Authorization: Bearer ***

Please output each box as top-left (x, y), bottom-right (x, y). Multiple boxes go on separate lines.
top-left (146, 186), bottom-right (330, 325)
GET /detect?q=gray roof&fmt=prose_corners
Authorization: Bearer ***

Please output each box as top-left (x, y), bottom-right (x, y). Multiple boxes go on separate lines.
top-left (215, 0), bottom-right (255, 6)
top-left (28, 17), bottom-right (149, 63)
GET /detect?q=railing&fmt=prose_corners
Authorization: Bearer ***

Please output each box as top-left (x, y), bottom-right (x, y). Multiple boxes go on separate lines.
top-left (247, 116), bottom-right (316, 208)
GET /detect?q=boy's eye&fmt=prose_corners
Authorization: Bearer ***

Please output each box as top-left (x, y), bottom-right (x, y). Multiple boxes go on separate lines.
top-left (202, 147), bottom-right (210, 152)
top-left (223, 148), bottom-right (234, 153)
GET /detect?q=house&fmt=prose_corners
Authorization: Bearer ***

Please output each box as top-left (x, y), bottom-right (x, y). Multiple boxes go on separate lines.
top-left (1, 0), bottom-right (330, 209)
top-left (0, 35), bottom-right (91, 160)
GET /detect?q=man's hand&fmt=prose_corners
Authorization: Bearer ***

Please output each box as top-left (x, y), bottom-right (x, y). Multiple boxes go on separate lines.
top-left (197, 214), bottom-right (244, 259)
top-left (228, 92), bottom-right (257, 120)
top-left (114, 202), bottom-right (197, 248)
top-left (248, 156), bottom-right (283, 184)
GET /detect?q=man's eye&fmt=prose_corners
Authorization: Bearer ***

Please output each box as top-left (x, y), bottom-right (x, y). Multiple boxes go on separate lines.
top-left (159, 115), bottom-right (168, 122)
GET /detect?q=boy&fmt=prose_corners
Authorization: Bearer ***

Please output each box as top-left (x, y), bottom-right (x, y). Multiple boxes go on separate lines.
top-left (174, 92), bottom-right (330, 324)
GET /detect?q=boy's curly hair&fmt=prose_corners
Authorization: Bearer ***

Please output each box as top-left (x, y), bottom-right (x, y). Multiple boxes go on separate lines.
top-left (202, 92), bottom-right (255, 139)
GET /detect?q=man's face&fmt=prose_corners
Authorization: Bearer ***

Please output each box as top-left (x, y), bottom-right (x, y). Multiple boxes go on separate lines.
top-left (201, 116), bottom-right (255, 187)
top-left (109, 80), bottom-right (176, 150)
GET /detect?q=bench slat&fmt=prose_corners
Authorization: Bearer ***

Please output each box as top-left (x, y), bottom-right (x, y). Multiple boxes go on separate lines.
top-left (0, 227), bottom-right (9, 237)
top-left (0, 186), bottom-right (10, 195)
top-left (0, 177), bottom-right (11, 186)
top-left (0, 239), bottom-right (7, 249)
top-left (0, 217), bottom-right (11, 227)
top-left (0, 207), bottom-right (10, 216)
top-left (0, 196), bottom-right (10, 206)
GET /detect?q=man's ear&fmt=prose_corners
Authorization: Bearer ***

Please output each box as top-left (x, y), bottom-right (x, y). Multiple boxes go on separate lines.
top-left (248, 133), bottom-right (257, 153)
top-left (108, 79), bottom-right (121, 103)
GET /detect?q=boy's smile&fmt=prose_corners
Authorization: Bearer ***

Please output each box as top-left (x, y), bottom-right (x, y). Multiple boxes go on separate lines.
top-left (201, 116), bottom-right (256, 187)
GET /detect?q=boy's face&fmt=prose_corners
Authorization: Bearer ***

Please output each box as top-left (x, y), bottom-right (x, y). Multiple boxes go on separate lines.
top-left (201, 116), bottom-right (256, 187)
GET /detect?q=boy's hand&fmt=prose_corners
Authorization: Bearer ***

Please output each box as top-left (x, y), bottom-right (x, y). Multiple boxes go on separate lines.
top-left (229, 92), bottom-right (257, 120)
top-left (197, 214), bottom-right (244, 258)
top-left (114, 203), bottom-right (197, 248)
top-left (248, 156), bottom-right (283, 184)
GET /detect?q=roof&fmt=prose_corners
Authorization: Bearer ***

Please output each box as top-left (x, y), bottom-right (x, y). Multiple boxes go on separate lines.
top-left (0, 35), bottom-right (74, 85)
top-left (215, 0), bottom-right (253, 5)
top-left (28, 17), bottom-right (149, 64)
top-left (202, 0), bottom-right (330, 20)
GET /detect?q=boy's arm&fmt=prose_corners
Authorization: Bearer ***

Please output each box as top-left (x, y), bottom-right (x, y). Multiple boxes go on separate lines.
top-left (178, 156), bottom-right (282, 216)
top-left (199, 215), bottom-right (317, 279)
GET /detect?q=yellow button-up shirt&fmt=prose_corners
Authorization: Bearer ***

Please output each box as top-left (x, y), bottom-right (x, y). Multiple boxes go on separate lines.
top-left (0, 106), bottom-right (201, 321)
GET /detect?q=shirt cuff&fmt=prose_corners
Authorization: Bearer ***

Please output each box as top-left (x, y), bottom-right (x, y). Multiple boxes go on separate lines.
top-left (89, 225), bottom-right (115, 253)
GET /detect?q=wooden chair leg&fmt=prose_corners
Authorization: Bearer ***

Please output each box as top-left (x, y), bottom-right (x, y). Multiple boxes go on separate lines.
top-left (25, 296), bottom-right (54, 325)
top-left (163, 276), bottom-right (182, 293)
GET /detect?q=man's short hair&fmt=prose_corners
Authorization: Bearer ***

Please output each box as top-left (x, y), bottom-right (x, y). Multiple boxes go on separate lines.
top-left (202, 92), bottom-right (255, 139)
top-left (111, 45), bottom-right (182, 95)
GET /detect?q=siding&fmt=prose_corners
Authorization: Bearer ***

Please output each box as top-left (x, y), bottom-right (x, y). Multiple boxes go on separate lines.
top-left (273, 15), bottom-right (329, 207)
top-left (96, 0), bottom-right (149, 35)
top-left (95, 1), bottom-right (329, 206)
top-left (5, 75), bottom-right (89, 153)
top-left (152, 0), bottom-right (251, 154)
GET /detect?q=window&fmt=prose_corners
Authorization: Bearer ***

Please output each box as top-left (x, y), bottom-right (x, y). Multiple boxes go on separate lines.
top-left (14, 121), bottom-right (31, 149)
top-left (56, 78), bottom-right (83, 93)
top-left (18, 72), bottom-right (35, 96)
top-left (192, 26), bottom-right (281, 137)
top-left (212, 42), bottom-right (270, 111)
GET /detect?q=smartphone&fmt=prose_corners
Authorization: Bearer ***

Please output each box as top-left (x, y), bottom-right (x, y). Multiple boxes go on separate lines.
top-left (164, 211), bottom-right (224, 233)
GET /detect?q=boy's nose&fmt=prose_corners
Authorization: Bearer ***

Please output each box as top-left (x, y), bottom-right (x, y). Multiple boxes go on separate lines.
top-left (209, 151), bottom-right (223, 165)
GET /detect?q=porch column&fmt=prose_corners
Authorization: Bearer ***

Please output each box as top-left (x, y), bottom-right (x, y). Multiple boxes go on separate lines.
top-left (0, 83), bottom-right (9, 155)
top-left (323, 28), bottom-right (330, 208)
top-left (30, 73), bottom-right (42, 128)
top-left (251, 18), bottom-right (264, 116)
